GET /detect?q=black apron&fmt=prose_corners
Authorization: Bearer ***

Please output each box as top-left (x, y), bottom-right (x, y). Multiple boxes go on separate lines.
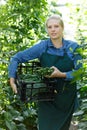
top-left (38, 48), bottom-right (77, 130)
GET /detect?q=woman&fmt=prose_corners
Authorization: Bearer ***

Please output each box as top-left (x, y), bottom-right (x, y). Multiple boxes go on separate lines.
top-left (8, 14), bottom-right (82, 130)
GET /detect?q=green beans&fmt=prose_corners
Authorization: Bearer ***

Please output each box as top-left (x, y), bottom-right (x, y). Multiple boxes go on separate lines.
top-left (36, 67), bottom-right (54, 77)
top-left (17, 67), bottom-right (54, 82)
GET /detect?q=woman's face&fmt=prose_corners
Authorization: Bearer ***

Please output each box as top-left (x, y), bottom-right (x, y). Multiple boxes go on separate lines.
top-left (46, 19), bottom-right (64, 40)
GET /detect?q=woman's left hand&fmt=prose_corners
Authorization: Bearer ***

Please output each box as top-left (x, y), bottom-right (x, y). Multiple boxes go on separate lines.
top-left (48, 66), bottom-right (66, 78)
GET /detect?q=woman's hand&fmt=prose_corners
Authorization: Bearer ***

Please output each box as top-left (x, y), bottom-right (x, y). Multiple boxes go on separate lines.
top-left (10, 78), bottom-right (17, 94)
top-left (48, 66), bottom-right (66, 78)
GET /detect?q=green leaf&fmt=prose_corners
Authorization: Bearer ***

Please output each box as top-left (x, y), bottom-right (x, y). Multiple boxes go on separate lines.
top-left (4, 112), bottom-right (13, 121)
top-left (5, 120), bottom-right (17, 130)
top-left (17, 124), bottom-right (26, 130)
top-left (14, 116), bottom-right (24, 122)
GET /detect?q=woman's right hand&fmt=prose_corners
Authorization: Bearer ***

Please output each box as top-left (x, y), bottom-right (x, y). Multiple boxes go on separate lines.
top-left (10, 78), bottom-right (17, 94)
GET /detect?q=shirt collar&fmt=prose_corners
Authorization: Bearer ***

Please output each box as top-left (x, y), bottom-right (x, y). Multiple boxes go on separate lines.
top-left (48, 38), bottom-right (66, 49)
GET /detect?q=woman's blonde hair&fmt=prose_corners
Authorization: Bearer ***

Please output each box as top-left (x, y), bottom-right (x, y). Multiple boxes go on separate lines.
top-left (45, 14), bottom-right (64, 28)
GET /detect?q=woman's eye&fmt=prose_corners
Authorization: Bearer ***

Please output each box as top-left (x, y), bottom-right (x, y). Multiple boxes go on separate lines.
top-left (55, 25), bottom-right (59, 28)
top-left (48, 26), bottom-right (52, 29)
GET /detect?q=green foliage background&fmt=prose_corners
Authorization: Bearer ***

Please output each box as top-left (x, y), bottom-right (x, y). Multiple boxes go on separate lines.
top-left (0, 0), bottom-right (87, 129)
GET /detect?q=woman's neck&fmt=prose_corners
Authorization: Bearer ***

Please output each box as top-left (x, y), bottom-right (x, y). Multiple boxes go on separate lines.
top-left (51, 38), bottom-right (63, 48)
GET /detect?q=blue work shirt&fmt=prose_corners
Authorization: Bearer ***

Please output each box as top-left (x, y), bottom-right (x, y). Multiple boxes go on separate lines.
top-left (8, 38), bottom-right (82, 80)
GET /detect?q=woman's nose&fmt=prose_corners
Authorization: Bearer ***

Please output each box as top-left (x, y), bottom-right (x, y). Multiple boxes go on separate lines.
top-left (51, 27), bottom-right (55, 31)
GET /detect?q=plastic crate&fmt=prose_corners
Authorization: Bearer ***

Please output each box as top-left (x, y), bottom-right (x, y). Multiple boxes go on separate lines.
top-left (16, 61), bottom-right (57, 102)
